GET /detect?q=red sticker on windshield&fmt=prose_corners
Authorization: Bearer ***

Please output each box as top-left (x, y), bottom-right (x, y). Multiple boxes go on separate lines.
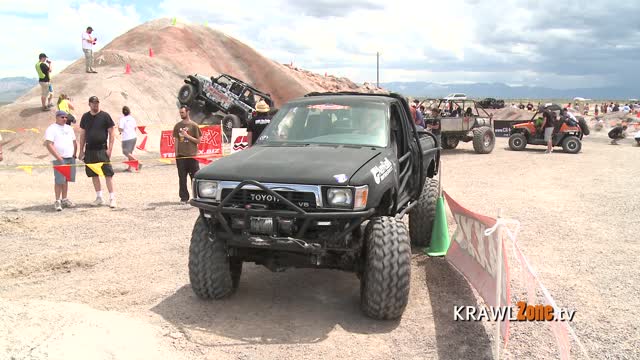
top-left (307, 104), bottom-right (351, 110)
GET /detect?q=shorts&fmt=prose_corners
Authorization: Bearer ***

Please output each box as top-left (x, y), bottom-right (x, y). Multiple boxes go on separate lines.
top-left (544, 127), bottom-right (554, 141)
top-left (122, 138), bottom-right (136, 156)
top-left (39, 82), bottom-right (50, 97)
top-left (84, 148), bottom-right (115, 177)
top-left (53, 158), bottom-right (76, 184)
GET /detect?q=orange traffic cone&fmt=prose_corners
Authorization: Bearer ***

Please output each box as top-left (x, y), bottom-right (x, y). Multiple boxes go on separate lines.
top-left (136, 135), bottom-right (147, 150)
top-left (149, 48), bottom-right (154, 57)
top-left (125, 63), bottom-right (131, 74)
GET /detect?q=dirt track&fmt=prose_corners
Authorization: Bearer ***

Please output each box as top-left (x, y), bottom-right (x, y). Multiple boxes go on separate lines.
top-left (1, 135), bottom-right (638, 359)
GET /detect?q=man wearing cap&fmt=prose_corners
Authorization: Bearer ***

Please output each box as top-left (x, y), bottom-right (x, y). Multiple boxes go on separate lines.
top-left (44, 110), bottom-right (77, 211)
top-left (36, 53), bottom-right (53, 111)
top-left (82, 26), bottom-right (97, 73)
top-left (78, 96), bottom-right (117, 207)
top-left (247, 99), bottom-right (272, 146)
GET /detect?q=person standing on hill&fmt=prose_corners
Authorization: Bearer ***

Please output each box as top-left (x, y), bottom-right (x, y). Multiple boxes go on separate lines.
top-left (82, 26), bottom-right (97, 73)
top-left (78, 96), bottom-right (117, 208)
top-left (36, 53), bottom-right (53, 111)
top-left (118, 106), bottom-right (139, 172)
top-left (172, 105), bottom-right (202, 204)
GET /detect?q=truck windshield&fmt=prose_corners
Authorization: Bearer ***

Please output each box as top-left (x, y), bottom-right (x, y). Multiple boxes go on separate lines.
top-left (257, 100), bottom-right (389, 148)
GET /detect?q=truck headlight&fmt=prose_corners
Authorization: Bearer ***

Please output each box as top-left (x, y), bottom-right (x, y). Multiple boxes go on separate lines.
top-left (327, 188), bottom-right (353, 208)
top-left (198, 180), bottom-right (219, 199)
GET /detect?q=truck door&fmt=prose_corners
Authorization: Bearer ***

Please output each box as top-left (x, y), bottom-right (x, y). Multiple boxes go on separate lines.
top-left (390, 102), bottom-right (422, 209)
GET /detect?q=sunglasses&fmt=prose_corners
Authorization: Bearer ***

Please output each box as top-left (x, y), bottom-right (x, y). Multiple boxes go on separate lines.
top-left (57, 116), bottom-right (68, 119)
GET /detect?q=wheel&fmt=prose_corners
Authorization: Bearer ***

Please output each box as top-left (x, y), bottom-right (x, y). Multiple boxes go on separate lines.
top-left (228, 105), bottom-right (248, 126)
top-left (221, 114), bottom-right (242, 141)
top-left (360, 216), bottom-right (411, 320)
top-left (188, 215), bottom-right (242, 299)
top-left (178, 84), bottom-right (197, 105)
top-left (576, 116), bottom-right (590, 135)
top-left (441, 136), bottom-right (459, 150)
top-left (508, 133), bottom-right (527, 151)
top-left (472, 126), bottom-right (495, 154)
top-left (409, 177), bottom-right (439, 247)
top-left (561, 136), bottom-right (582, 154)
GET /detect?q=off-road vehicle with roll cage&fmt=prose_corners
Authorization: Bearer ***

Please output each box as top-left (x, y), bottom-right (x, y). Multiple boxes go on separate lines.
top-left (177, 73), bottom-right (275, 139)
top-left (188, 92), bottom-right (441, 320)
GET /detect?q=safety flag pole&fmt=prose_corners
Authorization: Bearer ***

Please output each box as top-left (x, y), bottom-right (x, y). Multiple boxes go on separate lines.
top-left (495, 208), bottom-right (504, 360)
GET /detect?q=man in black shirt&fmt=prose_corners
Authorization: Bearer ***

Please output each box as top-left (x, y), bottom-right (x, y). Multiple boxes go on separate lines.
top-left (247, 99), bottom-right (272, 145)
top-left (79, 96), bottom-right (117, 208)
top-left (541, 107), bottom-right (556, 154)
top-left (36, 53), bottom-right (53, 111)
top-left (608, 125), bottom-right (627, 145)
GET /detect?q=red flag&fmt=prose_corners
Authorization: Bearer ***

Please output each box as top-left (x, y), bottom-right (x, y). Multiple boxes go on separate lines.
top-left (149, 48), bottom-right (154, 57)
top-left (195, 157), bottom-right (212, 165)
top-left (125, 63), bottom-right (131, 74)
top-left (136, 136), bottom-right (147, 151)
top-left (53, 165), bottom-right (71, 181)
top-left (123, 160), bottom-right (139, 171)
top-left (137, 126), bottom-right (147, 134)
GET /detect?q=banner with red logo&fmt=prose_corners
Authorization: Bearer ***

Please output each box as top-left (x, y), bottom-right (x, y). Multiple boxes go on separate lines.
top-left (231, 128), bottom-right (249, 153)
top-left (160, 125), bottom-right (222, 158)
top-left (443, 191), bottom-right (511, 344)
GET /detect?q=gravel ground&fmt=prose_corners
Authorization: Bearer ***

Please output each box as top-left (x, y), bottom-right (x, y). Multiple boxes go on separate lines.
top-left (0, 135), bottom-right (638, 359)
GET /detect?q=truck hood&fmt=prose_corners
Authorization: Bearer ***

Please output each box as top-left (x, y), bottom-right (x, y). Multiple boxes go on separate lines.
top-left (196, 144), bottom-right (382, 185)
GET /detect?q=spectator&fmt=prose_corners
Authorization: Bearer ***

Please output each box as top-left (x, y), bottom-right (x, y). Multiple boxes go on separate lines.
top-left (44, 110), bottom-right (77, 211)
top-left (82, 26), bottom-right (97, 73)
top-left (409, 101), bottom-right (417, 122)
top-left (118, 106), bottom-right (139, 172)
top-left (608, 125), bottom-right (627, 145)
top-left (613, 103), bottom-right (619, 112)
top-left (413, 99), bottom-right (425, 128)
top-left (622, 104), bottom-right (631, 113)
top-left (541, 106), bottom-right (556, 154)
top-left (428, 108), bottom-right (442, 146)
top-left (78, 96), bottom-right (117, 208)
top-left (57, 94), bottom-right (76, 125)
top-left (594, 105), bottom-right (599, 116)
top-left (527, 102), bottom-right (534, 111)
top-left (172, 105), bottom-right (202, 204)
top-left (247, 99), bottom-right (272, 146)
top-left (36, 53), bottom-right (53, 111)
top-left (635, 128), bottom-right (640, 146)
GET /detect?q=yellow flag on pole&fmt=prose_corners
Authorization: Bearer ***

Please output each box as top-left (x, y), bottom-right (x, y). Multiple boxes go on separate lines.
top-left (86, 162), bottom-right (104, 177)
top-left (158, 158), bottom-right (172, 164)
top-left (16, 165), bottom-right (33, 175)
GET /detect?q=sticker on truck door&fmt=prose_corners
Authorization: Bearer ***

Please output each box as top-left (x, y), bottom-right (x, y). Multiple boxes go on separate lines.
top-left (370, 157), bottom-right (393, 184)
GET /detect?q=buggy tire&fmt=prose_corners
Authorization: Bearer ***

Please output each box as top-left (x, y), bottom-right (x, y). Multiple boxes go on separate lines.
top-left (441, 136), bottom-right (459, 150)
top-left (508, 133), bottom-right (527, 151)
top-left (562, 136), bottom-right (581, 154)
top-left (409, 177), bottom-right (439, 247)
top-left (360, 216), bottom-right (411, 320)
top-left (221, 114), bottom-right (242, 141)
top-left (576, 116), bottom-right (590, 135)
top-left (472, 126), bottom-right (495, 154)
top-left (189, 215), bottom-right (242, 299)
top-left (178, 84), bottom-right (197, 105)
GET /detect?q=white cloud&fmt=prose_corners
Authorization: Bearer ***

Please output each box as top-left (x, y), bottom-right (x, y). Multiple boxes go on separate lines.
top-left (0, 0), bottom-right (141, 78)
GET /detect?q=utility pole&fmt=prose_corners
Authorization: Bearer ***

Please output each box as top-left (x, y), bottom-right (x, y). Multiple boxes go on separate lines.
top-left (376, 52), bottom-right (380, 88)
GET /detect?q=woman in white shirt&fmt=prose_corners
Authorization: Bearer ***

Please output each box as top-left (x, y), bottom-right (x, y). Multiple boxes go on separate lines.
top-left (118, 106), bottom-right (139, 172)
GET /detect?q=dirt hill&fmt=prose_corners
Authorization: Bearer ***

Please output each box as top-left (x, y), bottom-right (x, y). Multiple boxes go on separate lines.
top-left (0, 18), bottom-right (384, 164)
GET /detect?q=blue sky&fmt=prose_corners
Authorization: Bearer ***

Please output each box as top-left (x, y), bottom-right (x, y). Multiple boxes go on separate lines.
top-left (1, 0), bottom-right (638, 89)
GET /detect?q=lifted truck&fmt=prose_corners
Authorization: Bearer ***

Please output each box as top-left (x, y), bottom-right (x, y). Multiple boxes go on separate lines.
top-left (188, 92), bottom-right (441, 320)
top-left (177, 73), bottom-right (275, 139)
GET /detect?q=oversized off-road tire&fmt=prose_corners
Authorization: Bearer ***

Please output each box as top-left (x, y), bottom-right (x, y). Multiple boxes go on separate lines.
top-left (409, 177), bottom-right (439, 247)
top-left (508, 133), bottom-right (527, 151)
top-left (221, 114), bottom-right (242, 141)
top-left (576, 116), bottom-right (590, 135)
top-left (178, 84), bottom-right (197, 105)
top-left (360, 217), bottom-right (411, 320)
top-left (472, 126), bottom-right (495, 154)
top-left (441, 136), bottom-right (459, 149)
top-left (561, 136), bottom-right (582, 154)
top-left (189, 215), bottom-right (242, 299)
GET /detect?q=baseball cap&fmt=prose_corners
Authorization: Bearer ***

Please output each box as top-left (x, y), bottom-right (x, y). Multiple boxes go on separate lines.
top-left (39, 53), bottom-right (47, 59)
top-left (87, 26), bottom-right (93, 31)
top-left (55, 110), bottom-right (67, 117)
top-left (88, 96), bottom-right (99, 103)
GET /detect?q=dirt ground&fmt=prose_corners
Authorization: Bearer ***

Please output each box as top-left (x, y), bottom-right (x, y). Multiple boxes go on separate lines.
top-left (1, 135), bottom-right (638, 360)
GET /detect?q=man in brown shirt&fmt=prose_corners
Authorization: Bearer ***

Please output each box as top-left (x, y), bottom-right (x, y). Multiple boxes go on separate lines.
top-left (172, 105), bottom-right (202, 203)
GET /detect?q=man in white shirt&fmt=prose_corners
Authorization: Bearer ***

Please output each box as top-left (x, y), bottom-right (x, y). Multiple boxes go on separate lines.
top-left (82, 26), bottom-right (97, 73)
top-left (118, 106), bottom-right (140, 172)
top-left (45, 110), bottom-right (78, 211)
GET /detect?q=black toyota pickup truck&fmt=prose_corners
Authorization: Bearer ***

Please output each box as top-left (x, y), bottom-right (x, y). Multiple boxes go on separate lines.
top-left (188, 92), bottom-right (441, 320)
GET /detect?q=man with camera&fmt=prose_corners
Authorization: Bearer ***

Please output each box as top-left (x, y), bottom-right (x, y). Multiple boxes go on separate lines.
top-left (82, 26), bottom-right (98, 73)
top-left (36, 53), bottom-right (53, 111)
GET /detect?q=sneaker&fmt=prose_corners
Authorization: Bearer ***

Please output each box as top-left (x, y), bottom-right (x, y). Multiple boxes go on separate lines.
top-left (61, 199), bottom-right (76, 208)
top-left (109, 198), bottom-right (117, 208)
top-left (93, 197), bottom-right (104, 206)
top-left (54, 200), bottom-right (62, 211)
top-left (180, 200), bottom-right (189, 205)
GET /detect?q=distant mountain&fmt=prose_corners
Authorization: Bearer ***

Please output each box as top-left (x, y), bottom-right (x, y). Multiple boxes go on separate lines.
top-left (380, 81), bottom-right (638, 100)
top-left (0, 77), bottom-right (37, 102)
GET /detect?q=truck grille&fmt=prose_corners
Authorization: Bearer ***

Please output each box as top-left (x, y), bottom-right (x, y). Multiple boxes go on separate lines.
top-left (220, 189), bottom-right (317, 209)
